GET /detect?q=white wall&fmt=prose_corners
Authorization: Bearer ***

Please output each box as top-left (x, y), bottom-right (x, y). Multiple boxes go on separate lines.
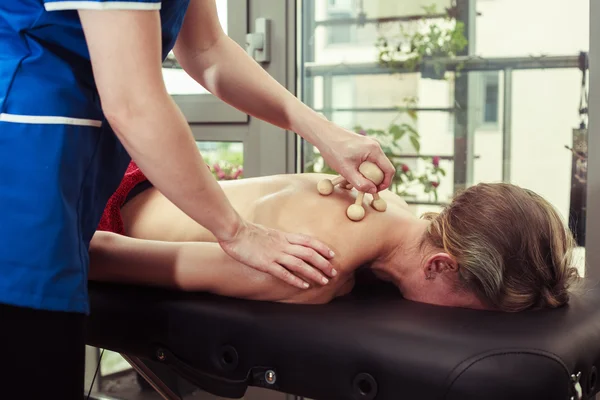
top-left (475, 0), bottom-right (589, 58)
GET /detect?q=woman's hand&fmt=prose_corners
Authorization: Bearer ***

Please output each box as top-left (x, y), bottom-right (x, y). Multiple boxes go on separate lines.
top-left (218, 219), bottom-right (337, 289)
top-left (318, 125), bottom-right (396, 194)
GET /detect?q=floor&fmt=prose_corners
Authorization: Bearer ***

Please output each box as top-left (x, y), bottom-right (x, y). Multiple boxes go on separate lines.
top-left (87, 349), bottom-right (295, 400)
top-left (94, 370), bottom-right (205, 399)
top-left (93, 369), bottom-right (295, 400)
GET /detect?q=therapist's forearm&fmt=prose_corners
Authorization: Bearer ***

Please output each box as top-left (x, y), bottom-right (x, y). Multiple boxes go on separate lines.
top-left (105, 93), bottom-right (241, 242)
top-left (175, 35), bottom-right (337, 149)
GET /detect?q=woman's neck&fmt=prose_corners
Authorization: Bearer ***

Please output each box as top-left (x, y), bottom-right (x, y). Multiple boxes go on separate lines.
top-left (370, 217), bottom-right (431, 289)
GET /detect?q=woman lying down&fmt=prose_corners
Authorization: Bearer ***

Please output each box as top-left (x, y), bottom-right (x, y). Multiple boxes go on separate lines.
top-left (90, 162), bottom-right (580, 312)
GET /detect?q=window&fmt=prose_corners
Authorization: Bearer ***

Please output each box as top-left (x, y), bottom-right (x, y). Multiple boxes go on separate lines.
top-left (479, 72), bottom-right (500, 128)
top-left (299, 1), bottom-right (590, 276)
top-left (328, 0), bottom-right (353, 9)
top-left (161, 0), bottom-right (228, 96)
top-left (327, 11), bottom-right (353, 44)
top-left (325, 0), bottom-right (354, 45)
top-left (196, 141), bottom-right (244, 181)
top-left (484, 78), bottom-right (499, 123)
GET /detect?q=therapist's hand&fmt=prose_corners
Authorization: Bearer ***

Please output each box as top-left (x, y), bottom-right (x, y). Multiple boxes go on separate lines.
top-left (218, 219), bottom-right (337, 289)
top-left (318, 125), bottom-right (395, 194)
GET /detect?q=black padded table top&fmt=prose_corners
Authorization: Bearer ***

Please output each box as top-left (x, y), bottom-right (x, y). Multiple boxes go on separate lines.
top-left (86, 277), bottom-right (600, 400)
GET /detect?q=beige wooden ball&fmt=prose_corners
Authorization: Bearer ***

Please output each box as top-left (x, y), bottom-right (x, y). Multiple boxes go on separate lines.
top-left (371, 198), bottom-right (387, 212)
top-left (317, 179), bottom-right (334, 195)
top-left (359, 161), bottom-right (384, 186)
top-left (347, 204), bottom-right (365, 221)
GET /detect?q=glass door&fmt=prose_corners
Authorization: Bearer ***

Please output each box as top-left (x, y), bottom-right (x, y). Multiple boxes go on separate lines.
top-left (186, 0), bottom-right (298, 180)
top-left (163, 0), bottom-right (249, 123)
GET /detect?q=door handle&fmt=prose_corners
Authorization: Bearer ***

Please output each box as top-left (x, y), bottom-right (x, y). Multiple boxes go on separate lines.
top-left (246, 18), bottom-right (271, 63)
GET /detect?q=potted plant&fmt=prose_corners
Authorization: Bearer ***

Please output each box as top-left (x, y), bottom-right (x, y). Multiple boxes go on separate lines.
top-left (375, 4), bottom-right (468, 80)
top-left (306, 3), bottom-right (465, 202)
top-left (305, 97), bottom-right (446, 203)
top-left (211, 161), bottom-right (243, 181)
top-left (200, 143), bottom-right (244, 181)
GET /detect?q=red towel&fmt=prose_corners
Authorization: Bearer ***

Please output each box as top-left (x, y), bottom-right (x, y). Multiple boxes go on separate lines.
top-left (97, 161), bottom-right (148, 235)
top-left (97, 161), bottom-right (213, 235)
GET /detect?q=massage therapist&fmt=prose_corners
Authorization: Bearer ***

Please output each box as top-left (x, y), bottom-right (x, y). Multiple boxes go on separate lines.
top-left (0, 1), bottom-right (394, 398)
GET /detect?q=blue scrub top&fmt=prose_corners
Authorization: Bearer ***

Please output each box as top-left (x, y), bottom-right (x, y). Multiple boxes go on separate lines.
top-left (0, 0), bottom-right (190, 314)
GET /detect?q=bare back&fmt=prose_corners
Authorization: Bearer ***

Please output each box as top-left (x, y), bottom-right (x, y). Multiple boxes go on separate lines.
top-left (120, 173), bottom-right (413, 302)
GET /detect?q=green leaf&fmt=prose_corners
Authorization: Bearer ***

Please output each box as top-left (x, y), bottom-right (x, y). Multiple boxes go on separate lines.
top-left (438, 167), bottom-right (446, 176)
top-left (401, 123), bottom-right (419, 137)
top-left (407, 109), bottom-right (418, 121)
top-left (422, 4), bottom-right (437, 15)
top-left (367, 129), bottom-right (385, 137)
top-left (389, 124), bottom-right (406, 141)
top-left (409, 135), bottom-right (421, 152)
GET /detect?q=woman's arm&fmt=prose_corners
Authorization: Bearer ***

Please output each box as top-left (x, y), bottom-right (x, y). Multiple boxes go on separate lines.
top-left (88, 231), bottom-right (311, 302)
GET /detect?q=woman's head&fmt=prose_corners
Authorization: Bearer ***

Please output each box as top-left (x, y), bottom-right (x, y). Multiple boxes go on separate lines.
top-left (417, 182), bottom-right (580, 312)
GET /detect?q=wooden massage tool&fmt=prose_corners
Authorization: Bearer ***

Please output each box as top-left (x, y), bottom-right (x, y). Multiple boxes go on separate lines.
top-left (316, 161), bottom-right (388, 221)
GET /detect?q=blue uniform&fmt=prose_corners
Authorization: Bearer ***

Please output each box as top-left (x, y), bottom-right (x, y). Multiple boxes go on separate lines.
top-left (0, 0), bottom-right (190, 314)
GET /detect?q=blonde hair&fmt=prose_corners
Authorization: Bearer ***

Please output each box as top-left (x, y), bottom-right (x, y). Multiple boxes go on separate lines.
top-left (421, 183), bottom-right (580, 312)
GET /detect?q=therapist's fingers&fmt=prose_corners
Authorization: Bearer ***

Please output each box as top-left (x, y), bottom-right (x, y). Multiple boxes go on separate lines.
top-left (373, 155), bottom-right (396, 191)
top-left (345, 168), bottom-right (377, 194)
top-left (285, 246), bottom-right (335, 284)
top-left (361, 151), bottom-right (395, 192)
top-left (267, 262), bottom-right (310, 289)
top-left (286, 234), bottom-right (336, 261)
top-left (276, 253), bottom-right (330, 287)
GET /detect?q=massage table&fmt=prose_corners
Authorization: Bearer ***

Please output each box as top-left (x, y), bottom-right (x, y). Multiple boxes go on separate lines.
top-left (86, 271), bottom-right (600, 400)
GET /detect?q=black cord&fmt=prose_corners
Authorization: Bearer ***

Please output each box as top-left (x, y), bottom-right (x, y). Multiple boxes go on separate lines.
top-left (86, 348), bottom-right (105, 400)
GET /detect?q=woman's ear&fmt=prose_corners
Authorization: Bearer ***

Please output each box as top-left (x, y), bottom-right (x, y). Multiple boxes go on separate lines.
top-left (423, 252), bottom-right (458, 280)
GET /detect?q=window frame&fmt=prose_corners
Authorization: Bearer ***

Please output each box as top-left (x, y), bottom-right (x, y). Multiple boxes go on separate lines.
top-left (477, 71), bottom-right (501, 131)
top-left (584, 0), bottom-right (599, 279)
